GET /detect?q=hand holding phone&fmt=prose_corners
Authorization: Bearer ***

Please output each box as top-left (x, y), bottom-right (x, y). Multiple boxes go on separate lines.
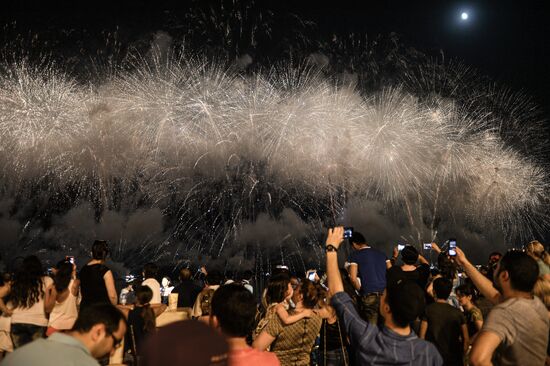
top-left (448, 239), bottom-right (457, 256)
top-left (344, 227), bottom-right (354, 239)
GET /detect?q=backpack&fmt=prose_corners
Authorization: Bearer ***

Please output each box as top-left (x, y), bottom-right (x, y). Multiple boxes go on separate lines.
top-left (199, 288), bottom-right (216, 315)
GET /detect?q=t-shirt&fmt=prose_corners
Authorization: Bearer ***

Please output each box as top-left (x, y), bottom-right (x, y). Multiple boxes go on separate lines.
top-left (2, 332), bottom-right (98, 366)
top-left (265, 310), bottom-right (322, 366)
top-left (229, 347), bottom-right (280, 366)
top-left (142, 278), bottom-right (162, 304)
top-left (464, 306), bottom-right (483, 338)
top-left (11, 276), bottom-right (53, 327)
top-left (171, 280), bottom-right (202, 308)
top-left (482, 296), bottom-right (549, 366)
top-left (349, 247), bottom-right (387, 294)
top-left (79, 264), bottom-right (111, 309)
top-left (423, 302), bottom-right (466, 366)
top-left (386, 264), bottom-right (430, 289)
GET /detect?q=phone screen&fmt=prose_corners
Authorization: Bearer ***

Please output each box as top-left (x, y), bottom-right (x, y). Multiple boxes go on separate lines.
top-left (308, 272), bottom-right (316, 281)
top-left (66, 256), bottom-right (75, 265)
top-left (423, 243), bottom-right (432, 250)
top-left (448, 240), bottom-right (457, 256)
top-left (344, 227), bottom-right (353, 239)
top-left (398, 244), bottom-right (405, 251)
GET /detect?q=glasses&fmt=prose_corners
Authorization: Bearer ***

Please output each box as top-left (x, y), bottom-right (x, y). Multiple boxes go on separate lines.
top-left (108, 333), bottom-right (123, 349)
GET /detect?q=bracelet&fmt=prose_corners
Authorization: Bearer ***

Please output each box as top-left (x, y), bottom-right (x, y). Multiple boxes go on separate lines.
top-left (326, 245), bottom-right (338, 252)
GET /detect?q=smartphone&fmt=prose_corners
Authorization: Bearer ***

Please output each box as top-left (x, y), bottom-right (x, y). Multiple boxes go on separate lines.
top-left (448, 239), bottom-right (457, 256)
top-left (307, 270), bottom-right (316, 281)
top-left (423, 243), bottom-right (432, 250)
top-left (398, 244), bottom-right (405, 251)
top-left (344, 227), bottom-right (353, 239)
top-left (65, 256), bottom-right (75, 265)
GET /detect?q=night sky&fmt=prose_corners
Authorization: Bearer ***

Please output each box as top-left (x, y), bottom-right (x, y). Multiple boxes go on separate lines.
top-left (2, 0), bottom-right (549, 110)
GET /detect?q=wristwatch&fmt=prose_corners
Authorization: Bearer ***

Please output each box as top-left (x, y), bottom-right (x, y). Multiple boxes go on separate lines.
top-left (326, 244), bottom-right (338, 252)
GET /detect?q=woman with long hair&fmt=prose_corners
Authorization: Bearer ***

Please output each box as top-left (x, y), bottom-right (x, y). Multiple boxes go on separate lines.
top-left (0, 255), bottom-right (53, 348)
top-left (118, 285), bottom-right (167, 364)
top-left (79, 240), bottom-right (117, 310)
top-left (46, 259), bottom-right (80, 336)
top-left (253, 279), bottom-right (324, 366)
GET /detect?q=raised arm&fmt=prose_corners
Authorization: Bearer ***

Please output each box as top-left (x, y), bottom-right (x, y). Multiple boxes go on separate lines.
top-left (275, 303), bottom-right (311, 325)
top-left (326, 227), bottom-right (378, 347)
top-left (326, 227), bottom-right (345, 294)
top-left (455, 247), bottom-right (501, 305)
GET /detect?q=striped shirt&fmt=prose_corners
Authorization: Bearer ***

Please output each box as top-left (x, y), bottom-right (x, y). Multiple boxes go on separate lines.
top-left (331, 292), bottom-right (442, 366)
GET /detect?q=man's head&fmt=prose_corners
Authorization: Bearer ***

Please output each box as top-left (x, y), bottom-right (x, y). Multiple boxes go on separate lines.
top-left (494, 250), bottom-right (539, 294)
top-left (210, 284), bottom-right (256, 338)
top-left (433, 277), bottom-right (453, 301)
top-left (179, 268), bottom-right (192, 282)
top-left (350, 231), bottom-right (367, 249)
top-left (401, 245), bottom-right (419, 265)
top-left (71, 304), bottom-right (127, 359)
top-left (206, 270), bottom-right (223, 287)
top-left (380, 280), bottom-right (425, 328)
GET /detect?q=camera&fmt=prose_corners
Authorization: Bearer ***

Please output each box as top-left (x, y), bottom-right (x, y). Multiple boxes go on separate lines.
top-left (448, 239), bottom-right (457, 256)
top-left (344, 227), bottom-right (353, 239)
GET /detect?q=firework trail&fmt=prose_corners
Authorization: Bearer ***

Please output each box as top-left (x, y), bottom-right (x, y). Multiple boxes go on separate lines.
top-left (0, 49), bottom-right (547, 271)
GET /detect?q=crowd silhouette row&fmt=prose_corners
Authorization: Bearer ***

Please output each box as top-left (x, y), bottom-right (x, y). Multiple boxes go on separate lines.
top-left (1, 230), bottom-right (550, 366)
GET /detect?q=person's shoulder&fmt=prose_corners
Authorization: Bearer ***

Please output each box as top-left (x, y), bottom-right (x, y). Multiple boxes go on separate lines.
top-left (230, 348), bottom-right (281, 366)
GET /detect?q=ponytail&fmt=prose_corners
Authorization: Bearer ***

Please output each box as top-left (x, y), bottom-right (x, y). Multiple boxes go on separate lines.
top-left (141, 303), bottom-right (156, 333)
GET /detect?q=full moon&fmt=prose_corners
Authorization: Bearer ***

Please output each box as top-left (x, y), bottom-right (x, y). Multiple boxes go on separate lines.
top-left (461, 12), bottom-right (469, 20)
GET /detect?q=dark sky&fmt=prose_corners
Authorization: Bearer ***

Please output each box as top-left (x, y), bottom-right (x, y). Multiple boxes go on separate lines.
top-left (2, 0), bottom-right (549, 108)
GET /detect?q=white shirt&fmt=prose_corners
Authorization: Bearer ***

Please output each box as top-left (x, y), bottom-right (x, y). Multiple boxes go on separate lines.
top-left (142, 278), bottom-right (161, 304)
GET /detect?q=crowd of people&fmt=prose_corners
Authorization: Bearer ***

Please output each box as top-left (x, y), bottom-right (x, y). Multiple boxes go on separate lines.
top-left (0, 232), bottom-right (549, 366)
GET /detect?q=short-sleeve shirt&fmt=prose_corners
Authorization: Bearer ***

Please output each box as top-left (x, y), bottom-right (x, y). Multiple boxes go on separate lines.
top-left (482, 296), bottom-right (549, 366)
top-left (142, 278), bottom-right (162, 304)
top-left (386, 264), bottom-right (430, 289)
top-left (422, 302), bottom-right (466, 366)
top-left (349, 247), bottom-right (387, 294)
top-left (2, 332), bottom-right (98, 366)
top-left (11, 276), bottom-right (53, 326)
top-left (265, 310), bottom-right (322, 366)
top-left (79, 264), bottom-right (110, 310)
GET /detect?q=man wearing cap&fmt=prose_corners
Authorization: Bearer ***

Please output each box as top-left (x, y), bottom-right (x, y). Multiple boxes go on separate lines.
top-left (347, 231), bottom-right (390, 324)
top-left (325, 227), bottom-right (442, 365)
